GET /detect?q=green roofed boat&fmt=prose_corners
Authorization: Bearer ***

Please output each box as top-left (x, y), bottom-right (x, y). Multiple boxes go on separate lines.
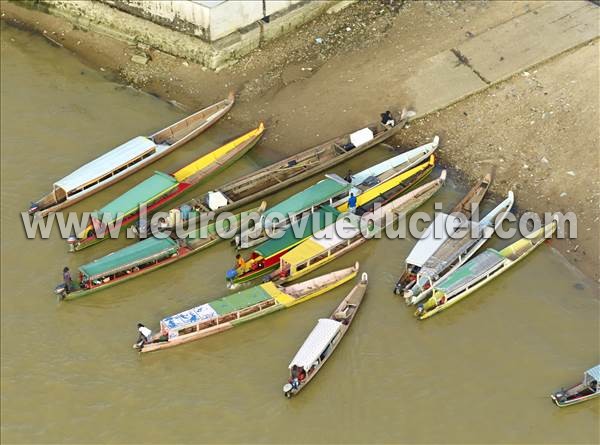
top-left (229, 206), bottom-right (341, 286)
top-left (134, 263), bottom-right (360, 353)
top-left (415, 215), bottom-right (558, 319)
top-left (70, 124), bottom-right (265, 251)
top-left (55, 202), bottom-right (267, 300)
top-left (236, 137), bottom-right (439, 249)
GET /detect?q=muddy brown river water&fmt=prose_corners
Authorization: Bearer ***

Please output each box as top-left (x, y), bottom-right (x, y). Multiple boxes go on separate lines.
top-left (1, 25), bottom-right (599, 444)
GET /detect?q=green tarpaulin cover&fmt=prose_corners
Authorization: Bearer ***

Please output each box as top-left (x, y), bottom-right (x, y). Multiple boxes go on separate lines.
top-left (209, 286), bottom-right (272, 316)
top-left (80, 236), bottom-right (179, 279)
top-left (256, 206), bottom-right (340, 258)
top-left (263, 178), bottom-right (349, 223)
top-left (435, 249), bottom-right (504, 294)
top-left (96, 171), bottom-right (178, 221)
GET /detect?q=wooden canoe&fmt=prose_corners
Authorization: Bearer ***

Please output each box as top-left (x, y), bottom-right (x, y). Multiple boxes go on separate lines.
top-left (135, 263), bottom-right (360, 353)
top-left (54, 202), bottom-right (267, 301)
top-left (236, 137), bottom-right (439, 250)
top-left (272, 166), bottom-right (445, 284)
top-left (416, 216), bottom-right (558, 319)
top-left (393, 172), bottom-right (493, 296)
top-left (29, 92), bottom-right (235, 217)
top-left (70, 124), bottom-right (264, 251)
top-left (283, 272), bottom-right (368, 398)
top-left (143, 109), bottom-right (415, 236)
top-left (405, 191), bottom-right (514, 306)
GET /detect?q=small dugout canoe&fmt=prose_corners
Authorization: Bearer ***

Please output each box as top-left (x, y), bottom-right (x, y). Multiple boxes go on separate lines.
top-left (28, 93), bottom-right (235, 217)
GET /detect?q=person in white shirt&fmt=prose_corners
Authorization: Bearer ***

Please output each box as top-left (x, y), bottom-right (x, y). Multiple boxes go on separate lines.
top-left (135, 323), bottom-right (152, 348)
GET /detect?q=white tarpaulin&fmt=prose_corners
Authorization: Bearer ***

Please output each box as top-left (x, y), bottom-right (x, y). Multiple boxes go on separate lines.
top-left (289, 319), bottom-right (342, 371)
top-left (406, 213), bottom-right (461, 268)
top-left (54, 136), bottom-right (155, 192)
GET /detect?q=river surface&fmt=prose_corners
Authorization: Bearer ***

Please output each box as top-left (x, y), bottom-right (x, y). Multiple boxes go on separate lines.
top-left (1, 25), bottom-right (599, 444)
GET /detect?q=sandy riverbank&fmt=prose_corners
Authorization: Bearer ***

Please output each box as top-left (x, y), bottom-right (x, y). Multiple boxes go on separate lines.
top-left (1, 0), bottom-right (598, 282)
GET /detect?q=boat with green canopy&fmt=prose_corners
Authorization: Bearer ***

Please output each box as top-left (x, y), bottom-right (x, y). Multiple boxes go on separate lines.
top-left (70, 124), bottom-right (265, 251)
top-left (273, 169), bottom-right (446, 284)
top-left (236, 137), bottom-right (439, 249)
top-left (55, 202), bottom-right (267, 300)
top-left (143, 109), bottom-right (416, 238)
top-left (134, 263), bottom-right (360, 353)
top-left (228, 206), bottom-right (342, 286)
top-left (415, 215), bottom-right (558, 319)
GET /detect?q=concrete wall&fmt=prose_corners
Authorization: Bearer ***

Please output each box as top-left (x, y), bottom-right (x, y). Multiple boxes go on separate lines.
top-left (36, 0), bottom-right (356, 70)
top-left (100, 0), bottom-right (329, 42)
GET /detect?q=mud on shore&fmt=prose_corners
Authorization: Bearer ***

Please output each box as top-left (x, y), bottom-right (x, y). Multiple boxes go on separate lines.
top-left (2, 0), bottom-right (598, 284)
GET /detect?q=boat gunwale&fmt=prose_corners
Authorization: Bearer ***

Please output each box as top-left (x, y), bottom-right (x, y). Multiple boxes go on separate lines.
top-left (30, 93), bottom-right (235, 217)
top-left (286, 273), bottom-right (368, 397)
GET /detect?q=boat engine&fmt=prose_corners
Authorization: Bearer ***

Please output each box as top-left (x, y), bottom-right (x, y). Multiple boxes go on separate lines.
top-left (54, 283), bottom-right (67, 300)
top-left (283, 383), bottom-right (293, 398)
top-left (28, 202), bottom-right (39, 215)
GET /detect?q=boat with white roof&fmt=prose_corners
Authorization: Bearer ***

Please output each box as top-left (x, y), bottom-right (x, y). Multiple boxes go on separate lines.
top-left (283, 272), bottom-right (368, 398)
top-left (28, 93), bottom-right (235, 217)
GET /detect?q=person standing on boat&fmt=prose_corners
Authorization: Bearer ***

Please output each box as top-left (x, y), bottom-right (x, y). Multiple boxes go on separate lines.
top-left (62, 267), bottom-right (72, 293)
top-left (136, 323), bottom-right (152, 348)
top-left (348, 193), bottom-right (357, 214)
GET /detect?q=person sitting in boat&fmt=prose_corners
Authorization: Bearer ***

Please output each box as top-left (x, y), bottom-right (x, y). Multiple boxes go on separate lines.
top-left (135, 323), bottom-right (152, 348)
top-left (290, 365), bottom-right (300, 390)
top-left (235, 254), bottom-right (246, 272)
top-left (62, 267), bottom-right (72, 294)
top-left (380, 110), bottom-right (395, 127)
top-left (344, 169), bottom-right (353, 182)
top-left (348, 193), bottom-right (357, 214)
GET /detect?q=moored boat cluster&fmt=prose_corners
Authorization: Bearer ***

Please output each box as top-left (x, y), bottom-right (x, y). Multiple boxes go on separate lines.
top-left (32, 95), bottom-right (598, 403)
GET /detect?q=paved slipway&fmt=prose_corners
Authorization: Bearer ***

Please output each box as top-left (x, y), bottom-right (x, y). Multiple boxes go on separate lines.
top-left (1, 2), bottom-right (599, 445)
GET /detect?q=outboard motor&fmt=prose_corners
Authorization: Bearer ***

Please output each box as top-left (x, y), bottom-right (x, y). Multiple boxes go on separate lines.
top-left (54, 283), bottom-right (67, 300)
top-left (67, 232), bottom-right (78, 252)
top-left (28, 202), bottom-right (39, 215)
top-left (283, 383), bottom-right (293, 398)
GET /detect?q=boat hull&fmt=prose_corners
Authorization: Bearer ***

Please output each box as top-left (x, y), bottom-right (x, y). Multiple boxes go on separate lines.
top-left (72, 126), bottom-right (263, 251)
top-left (31, 94), bottom-right (235, 217)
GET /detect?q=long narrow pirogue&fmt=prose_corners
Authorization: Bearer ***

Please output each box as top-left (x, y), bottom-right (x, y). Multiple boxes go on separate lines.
top-left (54, 202), bottom-right (267, 300)
top-left (134, 263), bottom-right (360, 353)
top-left (70, 124), bottom-right (265, 251)
top-left (228, 156), bottom-right (438, 286)
top-left (415, 216), bottom-right (558, 319)
top-left (283, 272), bottom-right (368, 398)
top-left (143, 109), bottom-right (416, 236)
top-left (28, 93), bottom-right (235, 217)
top-left (403, 191), bottom-right (515, 306)
top-left (236, 137), bottom-right (439, 249)
top-left (393, 172), bottom-right (493, 295)
top-left (273, 169), bottom-right (446, 284)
